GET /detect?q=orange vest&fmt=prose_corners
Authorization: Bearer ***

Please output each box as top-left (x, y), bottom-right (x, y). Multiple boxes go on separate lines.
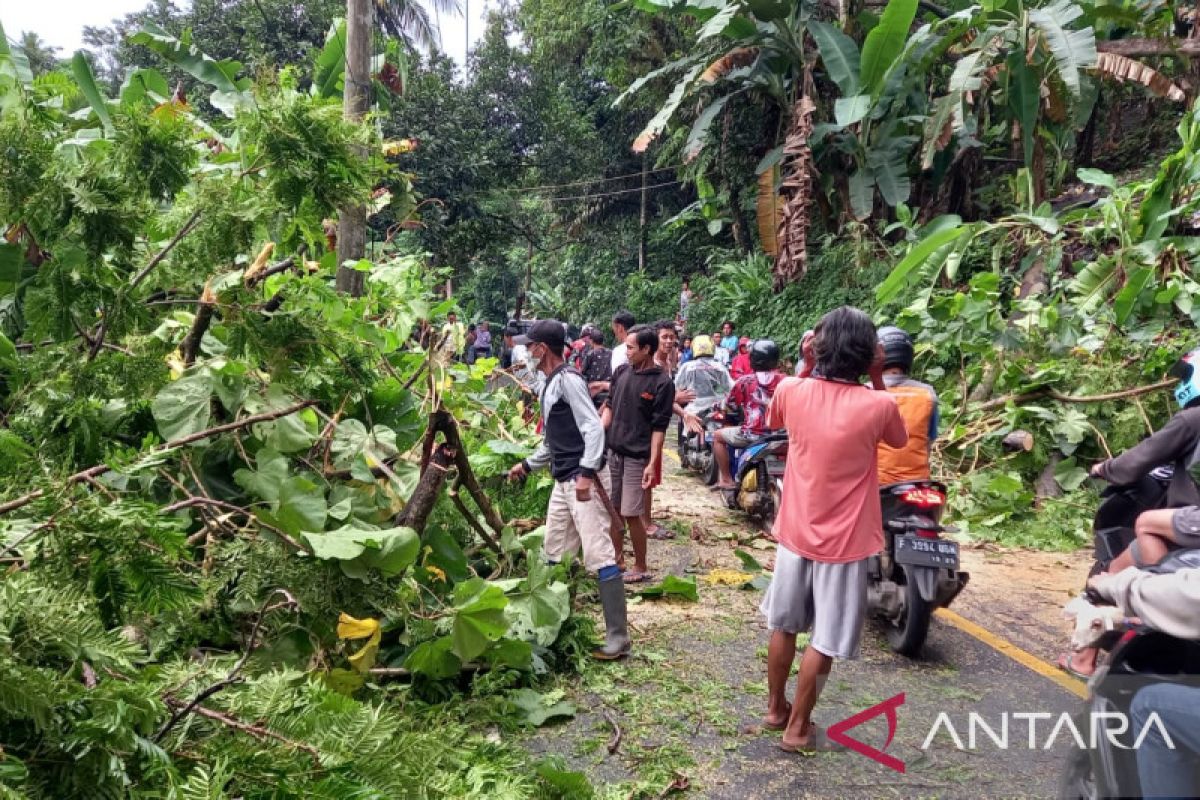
top-left (878, 381), bottom-right (936, 485)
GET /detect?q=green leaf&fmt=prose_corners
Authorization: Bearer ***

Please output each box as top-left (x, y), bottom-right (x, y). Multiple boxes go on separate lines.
top-left (1113, 266), bottom-right (1154, 325)
top-left (233, 448), bottom-right (289, 502)
top-left (684, 95), bottom-right (733, 160)
top-left (536, 758), bottom-right (595, 798)
top-left (630, 63), bottom-right (705, 153)
top-left (130, 24), bottom-right (244, 94)
top-left (1028, 0), bottom-right (1096, 96)
top-left (509, 688), bottom-right (576, 727)
top-left (505, 581), bottom-right (571, 646)
top-left (403, 636), bottom-right (462, 679)
top-left (834, 94), bottom-right (872, 127)
top-left (152, 371), bottom-right (213, 441)
top-left (697, 2), bottom-right (740, 40)
top-left (810, 21), bottom-right (862, 96)
top-left (276, 477), bottom-right (327, 536)
top-left (1054, 457), bottom-right (1089, 491)
top-left (0, 21), bottom-right (33, 87)
top-left (480, 638), bottom-right (533, 670)
top-left (451, 579), bottom-right (510, 661)
top-left (70, 53), bottom-right (113, 136)
top-left (1010, 59), bottom-right (1039, 170)
top-left (637, 574), bottom-right (699, 602)
top-left (0, 242), bottom-right (23, 286)
top-left (849, 168), bottom-right (875, 221)
top-left (859, 0), bottom-right (919, 96)
top-left (251, 386), bottom-right (317, 452)
top-left (986, 471), bottom-right (1023, 496)
top-left (313, 18), bottom-right (346, 98)
top-left (876, 222), bottom-right (970, 303)
top-left (1069, 258), bottom-right (1119, 312)
top-left (1076, 167), bottom-right (1115, 190)
top-left (303, 525), bottom-right (419, 578)
top-left (868, 145), bottom-right (912, 207)
top-left (733, 549), bottom-right (763, 573)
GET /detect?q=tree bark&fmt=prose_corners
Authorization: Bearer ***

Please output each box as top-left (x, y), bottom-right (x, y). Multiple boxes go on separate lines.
top-left (1095, 38), bottom-right (1200, 56)
top-left (335, 0), bottom-right (372, 297)
top-left (395, 444), bottom-right (453, 533)
top-left (638, 153), bottom-right (649, 272)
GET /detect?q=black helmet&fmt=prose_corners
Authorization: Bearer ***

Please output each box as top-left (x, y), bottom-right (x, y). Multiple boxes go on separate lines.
top-left (749, 339), bottom-right (780, 371)
top-left (878, 326), bottom-right (913, 371)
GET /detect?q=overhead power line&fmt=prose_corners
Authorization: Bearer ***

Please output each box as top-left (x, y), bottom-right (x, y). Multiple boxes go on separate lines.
top-left (542, 179), bottom-right (684, 203)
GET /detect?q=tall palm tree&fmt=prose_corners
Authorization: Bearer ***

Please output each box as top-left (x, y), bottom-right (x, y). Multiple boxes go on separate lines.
top-left (18, 31), bottom-right (60, 77)
top-left (374, 0), bottom-right (463, 51)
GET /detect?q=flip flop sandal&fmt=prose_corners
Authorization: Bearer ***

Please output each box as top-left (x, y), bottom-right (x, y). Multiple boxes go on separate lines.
top-left (763, 703), bottom-right (792, 731)
top-left (1056, 652), bottom-right (1093, 681)
top-left (778, 727), bottom-right (847, 754)
top-left (623, 570), bottom-right (653, 584)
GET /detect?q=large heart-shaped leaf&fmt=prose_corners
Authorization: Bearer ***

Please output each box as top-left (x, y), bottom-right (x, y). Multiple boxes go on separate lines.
top-left (451, 579), bottom-right (510, 661)
top-left (152, 371), bottom-right (213, 441)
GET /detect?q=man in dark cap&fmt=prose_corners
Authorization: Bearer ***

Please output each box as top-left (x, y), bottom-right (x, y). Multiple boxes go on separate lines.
top-left (507, 320), bottom-right (630, 660)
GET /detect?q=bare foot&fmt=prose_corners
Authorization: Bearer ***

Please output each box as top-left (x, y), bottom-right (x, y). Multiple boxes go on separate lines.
top-left (780, 723), bottom-right (846, 753)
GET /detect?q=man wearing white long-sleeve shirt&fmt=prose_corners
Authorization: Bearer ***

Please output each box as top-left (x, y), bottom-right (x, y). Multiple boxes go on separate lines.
top-left (508, 320), bottom-right (630, 660)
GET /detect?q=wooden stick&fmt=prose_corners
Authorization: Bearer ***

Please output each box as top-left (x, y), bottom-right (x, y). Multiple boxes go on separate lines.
top-left (163, 496), bottom-right (308, 552)
top-left (448, 480), bottom-right (503, 556)
top-left (974, 378), bottom-right (1175, 411)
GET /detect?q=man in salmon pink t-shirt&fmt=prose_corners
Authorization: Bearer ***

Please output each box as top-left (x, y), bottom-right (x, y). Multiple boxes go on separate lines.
top-left (760, 307), bottom-right (907, 753)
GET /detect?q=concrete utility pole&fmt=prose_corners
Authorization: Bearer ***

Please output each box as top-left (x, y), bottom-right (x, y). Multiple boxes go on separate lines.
top-left (335, 0), bottom-right (372, 296)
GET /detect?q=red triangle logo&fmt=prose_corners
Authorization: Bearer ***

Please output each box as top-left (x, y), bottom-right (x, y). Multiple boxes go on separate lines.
top-left (827, 692), bottom-right (906, 773)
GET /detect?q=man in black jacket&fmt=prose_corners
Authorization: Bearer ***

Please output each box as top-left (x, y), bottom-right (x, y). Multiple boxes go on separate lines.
top-left (507, 320), bottom-right (630, 660)
top-left (602, 325), bottom-right (675, 583)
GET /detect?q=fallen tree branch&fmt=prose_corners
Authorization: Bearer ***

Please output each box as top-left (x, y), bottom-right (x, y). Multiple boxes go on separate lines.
top-left (180, 281), bottom-right (217, 367)
top-left (1097, 38), bottom-right (1200, 57)
top-left (439, 412), bottom-right (509, 537)
top-left (165, 702), bottom-right (321, 763)
top-left (602, 707), bottom-right (622, 755)
top-left (448, 480), bottom-right (504, 556)
top-left (0, 400), bottom-right (317, 517)
top-left (974, 378), bottom-right (1175, 411)
top-left (131, 210), bottom-right (204, 291)
top-left (155, 589), bottom-right (298, 742)
top-left (164, 496), bottom-right (308, 552)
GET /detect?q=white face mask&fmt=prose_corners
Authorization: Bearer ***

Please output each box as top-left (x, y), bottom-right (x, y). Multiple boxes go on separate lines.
top-left (755, 371), bottom-right (774, 385)
top-left (526, 345), bottom-right (542, 371)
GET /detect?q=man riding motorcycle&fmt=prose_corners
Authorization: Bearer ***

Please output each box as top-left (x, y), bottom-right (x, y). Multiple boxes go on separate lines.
top-left (1061, 345), bottom-right (1200, 678)
top-left (676, 335), bottom-right (734, 436)
top-left (713, 340), bottom-right (784, 496)
top-left (875, 326), bottom-right (939, 485)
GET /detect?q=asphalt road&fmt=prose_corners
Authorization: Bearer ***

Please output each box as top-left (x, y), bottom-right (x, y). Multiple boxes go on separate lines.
top-left (525, 462), bottom-right (1086, 799)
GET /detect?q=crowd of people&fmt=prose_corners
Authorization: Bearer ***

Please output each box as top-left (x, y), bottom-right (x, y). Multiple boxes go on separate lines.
top-left (454, 297), bottom-right (1200, 777)
top-left (501, 304), bottom-right (945, 753)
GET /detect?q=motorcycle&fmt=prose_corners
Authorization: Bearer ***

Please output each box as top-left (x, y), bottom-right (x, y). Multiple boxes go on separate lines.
top-left (721, 431), bottom-right (788, 527)
top-left (677, 404), bottom-right (724, 485)
top-left (1088, 465), bottom-right (1172, 578)
top-left (1058, 549), bottom-right (1200, 799)
top-left (868, 481), bottom-right (970, 657)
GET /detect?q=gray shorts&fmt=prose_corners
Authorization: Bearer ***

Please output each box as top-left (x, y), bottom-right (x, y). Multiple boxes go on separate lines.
top-left (1173, 506), bottom-right (1200, 546)
top-left (1133, 506), bottom-right (1200, 567)
top-left (759, 545), bottom-right (869, 660)
top-left (717, 427), bottom-right (759, 449)
top-left (608, 452), bottom-right (647, 518)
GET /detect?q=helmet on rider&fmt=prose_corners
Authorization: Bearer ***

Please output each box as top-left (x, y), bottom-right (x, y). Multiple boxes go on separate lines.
top-left (878, 325), bottom-right (914, 372)
top-left (1171, 347), bottom-right (1200, 409)
top-left (749, 339), bottom-right (780, 371)
top-left (691, 334), bottom-right (715, 358)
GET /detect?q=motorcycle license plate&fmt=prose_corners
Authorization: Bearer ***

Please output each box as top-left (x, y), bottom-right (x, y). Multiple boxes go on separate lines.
top-left (894, 535), bottom-right (959, 569)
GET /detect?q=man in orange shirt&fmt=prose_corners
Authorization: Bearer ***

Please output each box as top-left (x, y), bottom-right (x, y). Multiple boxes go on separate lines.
top-left (761, 307), bottom-right (907, 752)
top-left (875, 326), bottom-right (938, 485)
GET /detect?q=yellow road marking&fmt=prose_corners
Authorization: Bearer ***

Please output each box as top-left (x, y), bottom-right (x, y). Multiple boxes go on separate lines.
top-left (934, 607), bottom-right (1087, 699)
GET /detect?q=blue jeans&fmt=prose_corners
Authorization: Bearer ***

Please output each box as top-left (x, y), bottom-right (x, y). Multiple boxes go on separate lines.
top-left (1131, 683), bottom-right (1200, 798)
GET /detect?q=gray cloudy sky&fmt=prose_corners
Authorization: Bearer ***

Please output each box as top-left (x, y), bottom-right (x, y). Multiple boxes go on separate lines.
top-left (1, 0), bottom-right (488, 65)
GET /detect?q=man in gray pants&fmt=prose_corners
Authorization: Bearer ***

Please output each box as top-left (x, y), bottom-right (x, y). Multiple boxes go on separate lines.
top-left (508, 320), bottom-right (630, 660)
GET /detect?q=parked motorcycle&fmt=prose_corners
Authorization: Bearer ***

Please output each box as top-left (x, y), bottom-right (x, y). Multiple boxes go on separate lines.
top-left (868, 481), bottom-right (970, 657)
top-left (1058, 548), bottom-right (1200, 799)
top-left (677, 405), bottom-right (723, 485)
top-left (721, 432), bottom-right (787, 527)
